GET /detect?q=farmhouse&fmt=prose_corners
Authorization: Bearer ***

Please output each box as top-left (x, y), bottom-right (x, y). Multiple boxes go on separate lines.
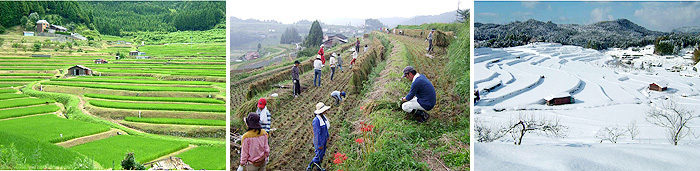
top-left (544, 92), bottom-right (574, 106)
top-left (68, 65), bottom-right (92, 76)
top-left (244, 51), bottom-right (259, 60)
top-left (50, 25), bottom-right (68, 32)
top-left (94, 59), bottom-right (108, 64)
top-left (36, 20), bottom-right (49, 32)
top-left (23, 31), bottom-right (34, 36)
top-left (649, 81), bottom-right (668, 92)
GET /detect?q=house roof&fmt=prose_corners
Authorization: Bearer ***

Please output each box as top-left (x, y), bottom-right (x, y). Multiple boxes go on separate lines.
top-left (544, 92), bottom-right (571, 101)
top-left (51, 25), bottom-right (67, 30)
top-left (36, 20), bottom-right (48, 24)
top-left (70, 65), bottom-right (91, 70)
top-left (23, 31), bottom-right (34, 33)
top-left (652, 80), bottom-right (669, 87)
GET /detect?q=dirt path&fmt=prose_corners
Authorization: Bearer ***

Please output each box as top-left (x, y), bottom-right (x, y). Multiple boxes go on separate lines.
top-left (145, 144), bottom-right (198, 164)
top-left (77, 95), bottom-right (145, 133)
top-left (56, 129), bottom-right (126, 148)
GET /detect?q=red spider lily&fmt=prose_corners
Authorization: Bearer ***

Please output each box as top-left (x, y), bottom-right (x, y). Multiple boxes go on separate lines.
top-left (360, 106), bottom-right (365, 110)
top-left (368, 125), bottom-right (374, 129)
top-left (333, 158), bottom-right (343, 164)
top-left (343, 156), bottom-right (348, 160)
top-left (334, 153), bottom-right (343, 158)
top-left (360, 121), bottom-right (365, 125)
top-left (337, 170), bottom-right (343, 171)
top-left (355, 138), bottom-right (364, 144)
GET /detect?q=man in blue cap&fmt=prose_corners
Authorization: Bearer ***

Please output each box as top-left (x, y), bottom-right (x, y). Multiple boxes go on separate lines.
top-left (330, 90), bottom-right (346, 105)
top-left (401, 66), bottom-right (436, 123)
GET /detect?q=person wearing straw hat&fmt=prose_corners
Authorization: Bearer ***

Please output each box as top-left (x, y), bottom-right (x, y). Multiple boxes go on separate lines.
top-left (317, 44), bottom-right (326, 65)
top-left (292, 60), bottom-right (301, 98)
top-left (307, 102), bottom-right (331, 171)
top-left (313, 55), bottom-right (324, 87)
top-left (349, 51), bottom-right (358, 69)
top-left (256, 98), bottom-right (272, 133)
top-left (238, 112), bottom-right (270, 171)
top-left (400, 66), bottom-right (436, 123)
top-left (329, 53), bottom-right (337, 81)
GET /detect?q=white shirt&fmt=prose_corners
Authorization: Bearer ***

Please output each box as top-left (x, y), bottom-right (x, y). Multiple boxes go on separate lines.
top-left (314, 59), bottom-right (323, 70)
top-left (412, 73), bottom-right (421, 83)
top-left (329, 57), bottom-right (337, 66)
top-left (352, 52), bottom-right (358, 59)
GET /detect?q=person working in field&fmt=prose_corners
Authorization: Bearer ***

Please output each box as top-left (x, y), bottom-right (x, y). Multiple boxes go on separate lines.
top-left (313, 55), bottom-right (324, 87)
top-left (330, 91), bottom-right (346, 105)
top-left (307, 102), bottom-right (331, 171)
top-left (238, 112), bottom-right (269, 171)
top-left (318, 44), bottom-right (326, 65)
top-left (426, 28), bottom-right (435, 54)
top-left (329, 53), bottom-right (338, 81)
top-left (400, 66), bottom-right (436, 123)
top-left (292, 60), bottom-right (301, 98)
top-left (257, 98), bottom-right (272, 133)
top-left (349, 51), bottom-right (358, 69)
top-left (364, 44), bottom-right (368, 53)
top-left (336, 52), bottom-right (344, 72)
top-left (355, 38), bottom-right (361, 53)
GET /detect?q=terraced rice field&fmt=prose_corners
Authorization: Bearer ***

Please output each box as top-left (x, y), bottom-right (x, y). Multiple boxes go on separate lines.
top-left (176, 146), bottom-right (227, 170)
top-left (0, 31), bottom-right (225, 169)
top-left (71, 135), bottom-right (189, 170)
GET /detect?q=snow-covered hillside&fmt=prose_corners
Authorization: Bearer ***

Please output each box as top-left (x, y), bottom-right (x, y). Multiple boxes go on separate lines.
top-left (474, 43), bottom-right (700, 170)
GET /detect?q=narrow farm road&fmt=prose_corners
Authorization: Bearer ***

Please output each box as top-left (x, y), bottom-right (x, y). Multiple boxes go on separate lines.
top-left (56, 128), bottom-right (126, 147)
top-left (145, 144), bottom-right (198, 164)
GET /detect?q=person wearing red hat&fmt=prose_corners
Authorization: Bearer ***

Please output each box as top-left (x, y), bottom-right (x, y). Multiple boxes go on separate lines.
top-left (256, 98), bottom-right (272, 133)
top-left (317, 44), bottom-right (326, 65)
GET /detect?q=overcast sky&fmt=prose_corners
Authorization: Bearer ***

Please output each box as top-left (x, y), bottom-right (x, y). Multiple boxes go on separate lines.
top-left (475, 1), bottom-right (700, 32)
top-left (229, 0), bottom-right (471, 24)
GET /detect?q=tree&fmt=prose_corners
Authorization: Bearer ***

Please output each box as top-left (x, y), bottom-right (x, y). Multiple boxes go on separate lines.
top-left (693, 46), bottom-right (700, 65)
top-left (121, 153), bottom-right (146, 170)
top-left (646, 99), bottom-right (699, 145)
top-left (32, 42), bottom-right (41, 52)
top-left (0, 38), bottom-right (4, 47)
top-left (364, 18), bottom-right (385, 30)
top-left (257, 43), bottom-right (262, 52)
top-left (0, 24), bottom-right (5, 34)
top-left (596, 125), bottom-right (625, 143)
top-left (507, 113), bottom-right (568, 145)
top-left (280, 27), bottom-right (301, 44)
top-left (456, 8), bottom-right (469, 23)
top-left (303, 20), bottom-right (323, 48)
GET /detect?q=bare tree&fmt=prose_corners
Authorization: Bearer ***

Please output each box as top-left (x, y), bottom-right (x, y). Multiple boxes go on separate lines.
top-left (627, 120), bottom-right (640, 140)
top-left (646, 99), bottom-right (699, 145)
top-left (507, 114), bottom-right (568, 145)
top-left (475, 118), bottom-right (508, 143)
top-left (596, 125), bottom-right (625, 143)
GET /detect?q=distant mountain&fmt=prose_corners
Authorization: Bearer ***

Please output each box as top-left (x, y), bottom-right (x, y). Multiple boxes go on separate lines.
top-left (323, 11), bottom-right (457, 28)
top-left (475, 19), bottom-right (666, 49)
top-left (672, 26), bottom-right (700, 33)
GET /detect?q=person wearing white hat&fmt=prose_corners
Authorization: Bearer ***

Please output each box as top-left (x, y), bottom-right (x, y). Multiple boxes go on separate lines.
top-left (313, 55), bottom-right (324, 87)
top-left (349, 51), bottom-right (358, 69)
top-left (329, 53), bottom-right (338, 81)
top-left (307, 102), bottom-right (331, 171)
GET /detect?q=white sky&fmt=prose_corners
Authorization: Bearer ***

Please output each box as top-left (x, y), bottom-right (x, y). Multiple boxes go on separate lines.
top-left (229, 0), bottom-right (471, 24)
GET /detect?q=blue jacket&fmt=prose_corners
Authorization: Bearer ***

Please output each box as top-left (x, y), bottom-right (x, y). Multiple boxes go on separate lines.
top-left (312, 115), bottom-right (329, 148)
top-left (405, 74), bottom-right (436, 111)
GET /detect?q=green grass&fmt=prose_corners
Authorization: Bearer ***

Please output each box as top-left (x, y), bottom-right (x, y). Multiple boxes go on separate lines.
top-left (124, 117), bottom-right (225, 126)
top-left (175, 146), bottom-right (225, 170)
top-left (71, 135), bottom-right (189, 170)
top-left (42, 82), bottom-right (219, 92)
top-left (0, 131), bottom-right (96, 169)
top-left (89, 100), bottom-right (225, 112)
top-left (0, 88), bottom-right (18, 94)
top-left (50, 78), bottom-right (213, 85)
top-left (0, 73), bottom-right (54, 76)
top-left (0, 79), bottom-right (43, 82)
top-left (0, 114), bottom-right (110, 143)
top-left (0, 98), bottom-right (55, 109)
top-left (0, 104), bottom-right (60, 119)
top-left (0, 83), bottom-right (24, 88)
top-left (81, 76), bottom-right (157, 80)
top-left (0, 93), bottom-right (29, 100)
top-left (85, 93), bottom-right (223, 104)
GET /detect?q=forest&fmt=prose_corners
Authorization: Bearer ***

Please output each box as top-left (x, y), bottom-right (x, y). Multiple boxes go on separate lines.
top-left (0, 1), bottom-right (225, 36)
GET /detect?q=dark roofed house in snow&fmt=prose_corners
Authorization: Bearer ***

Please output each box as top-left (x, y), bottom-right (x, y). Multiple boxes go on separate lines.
top-left (68, 65), bottom-right (92, 76)
top-left (649, 80), bottom-right (668, 92)
top-left (544, 92), bottom-right (574, 106)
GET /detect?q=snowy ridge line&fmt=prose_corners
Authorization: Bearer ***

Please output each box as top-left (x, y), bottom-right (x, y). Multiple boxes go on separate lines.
top-left (493, 64), bottom-right (514, 84)
top-left (530, 57), bottom-right (551, 65)
top-left (475, 61), bottom-right (501, 85)
top-left (477, 76), bottom-right (544, 106)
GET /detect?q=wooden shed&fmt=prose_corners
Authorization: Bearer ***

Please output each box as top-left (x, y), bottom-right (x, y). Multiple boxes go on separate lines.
top-left (68, 65), bottom-right (92, 76)
top-left (649, 81), bottom-right (668, 91)
top-left (36, 20), bottom-right (49, 33)
top-left (544, 93), bottom-right (574, 106)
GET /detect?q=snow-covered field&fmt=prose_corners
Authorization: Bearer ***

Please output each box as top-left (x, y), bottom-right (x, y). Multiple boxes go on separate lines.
top-left (474, 43), bottom-right (700, 170)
